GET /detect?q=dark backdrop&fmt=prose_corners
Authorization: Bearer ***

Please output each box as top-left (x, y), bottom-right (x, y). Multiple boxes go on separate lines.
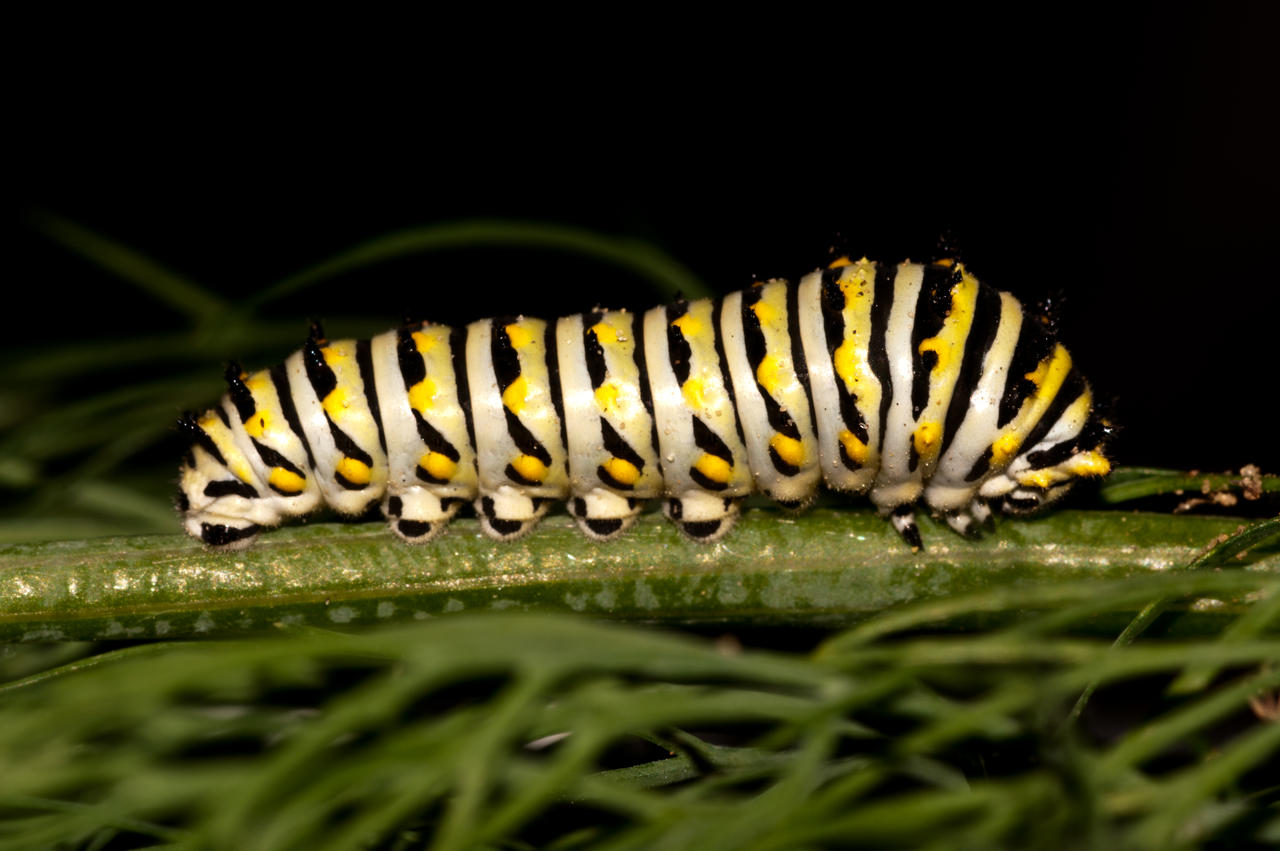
top-left (14, 6), bottom-right (1277, 472)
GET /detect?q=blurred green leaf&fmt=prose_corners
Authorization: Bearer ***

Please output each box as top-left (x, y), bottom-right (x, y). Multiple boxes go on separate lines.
top-left (248, 219), bottom-right (712, 308)
top-left (1, 613), bottom-right (1276, 849)
top-left (30, 211), bottom-right (229, 321)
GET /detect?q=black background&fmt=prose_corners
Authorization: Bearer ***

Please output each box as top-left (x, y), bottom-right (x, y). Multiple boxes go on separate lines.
top-left (13, 6), bottom-right (1278, 473)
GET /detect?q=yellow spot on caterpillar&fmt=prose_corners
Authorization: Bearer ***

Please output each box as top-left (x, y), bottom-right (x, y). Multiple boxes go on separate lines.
top-left (916, 269), bottom-right (979, 375)
top-left (602, 456), bottom-right (641, 486)
top-left (510, 453), bottom-right (547, 483)
top-left (990, 433), bottom-right (1022, 467)
top-left (833, 338), bottom-right (863, 391)
top-left (755, 353), bottom-right (784, 395)
top-left (936, 257), bottom-right (956, 268)
top-left (828, 256), bottom-right (853, 269)
top-left (336, 457), bottom-right (371, 486)
top-left (682, 377), bottom-right (707, 409)
top-left (1019, 450), bottom-right (1110, 489)
top-left (769, 433), bottom-right (805, 468)
top-left (751, 298), bottom-right (779, 326)
top-left (408, 377), bottom-right (438, 413)
top-left (243, 409), bottom-right (271, 439)
top-left (1026, 344), bottom-right (1072, 390)
top-left (320, 345), bottom-right (348, 367)
top-left (693, 453), bottom-right (732, 484)
top-left (918, 336), bottom-right (946, 363)
top-left (595, 381), bottom-right (620, 413)
top-left (824, 267), bottom-right (879, 400)
top-left (1065, 450), bottom-right (1111, 478)
top-left (502, 375), bottom-right (529, 414)
top-left (322, 387), bottom-right (351, 420)
top-left (913, 421), bottom-right (941, 457)
top-left (838, 429), bottom-right (869, 464)
top-left (421, 451), bottom-right (457, 481)
top-left (671, 312), bottom-right (702, 338)
top-left (590, 321), bottom-right (617, 345)
top-left (246, 372), bottom-right (271, 394)
top-left (505, 323), bottom-right (534, 348)
top-left (1021, 469), bottom-right (1061, 489)
top-left (269, 467), bottom-right (306, 494)
top-left (839, 272), bottom-right (866, 295)
top-left (411, 330), bottom-right (437, 353)
top-left (836, 264), bottom-right (873, 309)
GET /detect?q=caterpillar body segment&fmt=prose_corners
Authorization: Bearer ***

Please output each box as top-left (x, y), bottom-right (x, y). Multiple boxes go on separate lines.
top-left (557, 310), bottom-right (664, 538)
top-left (178, 259), bottom-right (1112, 550)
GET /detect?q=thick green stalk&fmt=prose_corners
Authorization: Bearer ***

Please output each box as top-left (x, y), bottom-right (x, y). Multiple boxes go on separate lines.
top-left (2, 509), bottom-right (1276, 641)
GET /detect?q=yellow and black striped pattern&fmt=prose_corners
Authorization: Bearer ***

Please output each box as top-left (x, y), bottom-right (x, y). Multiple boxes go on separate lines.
top-left (179, 259), bottom-right (1111, 550)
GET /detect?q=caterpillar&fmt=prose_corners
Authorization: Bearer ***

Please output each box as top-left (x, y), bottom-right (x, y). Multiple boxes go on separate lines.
top-left (177, 257), bottom-right (1112, 551)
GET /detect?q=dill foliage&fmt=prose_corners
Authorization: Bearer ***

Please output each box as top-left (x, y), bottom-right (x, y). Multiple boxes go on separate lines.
top-left (2, 596), bottom-right (1279, 850)
top-left (2, 219), bottom-right (1277, 849)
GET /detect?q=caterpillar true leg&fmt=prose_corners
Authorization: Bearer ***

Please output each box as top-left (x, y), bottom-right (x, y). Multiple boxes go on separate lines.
top-left (943, 509), bottom-right (981, 538)
top-left (889, 505), bottom-right (924, 552)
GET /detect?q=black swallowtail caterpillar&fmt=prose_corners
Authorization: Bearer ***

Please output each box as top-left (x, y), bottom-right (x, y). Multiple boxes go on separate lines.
top-left (178, 257), bottom-right (1112, 550)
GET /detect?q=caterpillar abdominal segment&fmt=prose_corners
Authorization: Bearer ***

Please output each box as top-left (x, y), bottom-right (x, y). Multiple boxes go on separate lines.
top-left (178, 258), bottom-right (1113, 551)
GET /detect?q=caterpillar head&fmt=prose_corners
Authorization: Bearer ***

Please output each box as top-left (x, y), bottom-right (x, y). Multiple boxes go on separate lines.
top-left (1000, 413), bottom-right (1114, 515)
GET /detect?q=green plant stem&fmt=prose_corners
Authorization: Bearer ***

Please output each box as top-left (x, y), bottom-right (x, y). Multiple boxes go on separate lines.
top-left (1098, 467), bottom-right (1280, 503)
top-left (2, 509), bottom-right (1276, 641)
